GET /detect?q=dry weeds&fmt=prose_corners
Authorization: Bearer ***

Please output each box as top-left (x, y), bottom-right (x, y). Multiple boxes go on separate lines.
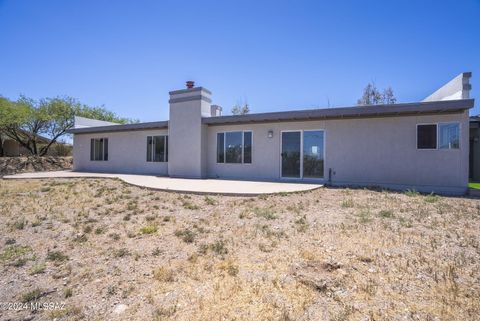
top-left (0, 178), bottom-right (479, 320)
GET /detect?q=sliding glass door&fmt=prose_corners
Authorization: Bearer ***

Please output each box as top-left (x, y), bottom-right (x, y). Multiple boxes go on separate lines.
top-left (281, 132), bottom-right (301, 178)
top-left (303, 130), bottom-right (324, 178)
top-left (281, 130), bottom-right (324, 179)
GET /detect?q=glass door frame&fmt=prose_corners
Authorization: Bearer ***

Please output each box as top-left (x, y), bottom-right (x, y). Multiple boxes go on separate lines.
top-left (280, 129), bottom-right (325, 180)
top-left (280, 130), bottom-right (303, 179)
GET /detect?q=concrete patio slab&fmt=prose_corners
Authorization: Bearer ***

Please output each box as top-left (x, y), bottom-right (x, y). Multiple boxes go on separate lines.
top-left (3, 171), bottom-right (322, 195)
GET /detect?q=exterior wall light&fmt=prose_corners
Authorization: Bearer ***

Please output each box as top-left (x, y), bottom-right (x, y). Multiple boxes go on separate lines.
top-left (267, 130), bottom-right (274, 138)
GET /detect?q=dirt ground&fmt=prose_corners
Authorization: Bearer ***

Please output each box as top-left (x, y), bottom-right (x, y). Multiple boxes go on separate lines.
top-left (0, 178), bottom-right (479, 321)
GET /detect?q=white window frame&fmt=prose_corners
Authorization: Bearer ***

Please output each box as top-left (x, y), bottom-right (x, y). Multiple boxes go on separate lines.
top-left (416, 122), bottom-right (460, 151)
top-left (146, 135), bottom-right (168, 162)
top-left (216, 130), bottom-right (253, 164)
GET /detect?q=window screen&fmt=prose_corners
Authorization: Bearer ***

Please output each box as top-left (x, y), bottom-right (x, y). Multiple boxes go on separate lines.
top-left (417, 124), bottom-right (437, 149)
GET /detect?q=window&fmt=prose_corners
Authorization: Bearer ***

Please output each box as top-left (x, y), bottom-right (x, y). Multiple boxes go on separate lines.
top-left (417, 123), bottom-right (460, 150)
top-left (146, 135), bottom-right (168, 162)
top-left (226, 132), bottom-right (242, 163)
top-left (439, 123), bottom-right (460, 149)
top-left (90, 138), bottom-right (108, 161)
top-left (417, 124), bottom-right (437, 149)
top-left (303, 130), bottom-right (324, 178)
top-left (243, 131), bottom-right (252, 163)
top-left (216, 131), bottom-right (252, 164)
top-left (216, 133), bottom-right (224, 163)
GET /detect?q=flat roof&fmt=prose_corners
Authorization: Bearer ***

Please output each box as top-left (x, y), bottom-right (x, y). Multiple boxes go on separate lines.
top-left (68, 99), bottom-right (474, 134)
top-left (67, 121), bottom-right (168, 134)
top-left (203, 99), bottom-right (474, 125)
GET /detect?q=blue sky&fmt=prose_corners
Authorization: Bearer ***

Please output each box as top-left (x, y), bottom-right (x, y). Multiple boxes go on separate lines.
top-left (0, 0), bottom-right (478, 121)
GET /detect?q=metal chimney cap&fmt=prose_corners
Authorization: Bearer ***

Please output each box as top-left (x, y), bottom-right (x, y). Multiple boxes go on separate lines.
top-left (186, 81), bottom-right (195, 89)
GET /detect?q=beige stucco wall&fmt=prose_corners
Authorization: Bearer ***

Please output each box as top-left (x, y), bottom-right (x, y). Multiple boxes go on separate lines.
top-left (168, 89), bottom-right (211, 178)
top-left (206, 111), bottom-right (469, 194)
top-left (72, 110), bottom-right (469, 195)
top-left (73, 129), bottom-right (168, 175)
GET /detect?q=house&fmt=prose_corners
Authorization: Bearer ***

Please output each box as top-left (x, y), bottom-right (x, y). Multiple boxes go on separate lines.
top-left (68, 73), bottom-right (474, 195)
top-left (0, 131), bottom-right (72, 157)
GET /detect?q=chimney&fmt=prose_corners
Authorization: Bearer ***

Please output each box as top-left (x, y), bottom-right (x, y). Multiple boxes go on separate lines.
top-left (211, 105), bottom-right (222, 117)
top-left (168, 84), bottom-right (212, 178)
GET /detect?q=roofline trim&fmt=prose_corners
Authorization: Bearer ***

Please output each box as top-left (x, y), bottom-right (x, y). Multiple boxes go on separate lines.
top-left (67, 121), bottom-right (169, 134)
top-left (67, 99), bottom-right (474, 134)
top-left (203, 99), bottom-right (474, 125)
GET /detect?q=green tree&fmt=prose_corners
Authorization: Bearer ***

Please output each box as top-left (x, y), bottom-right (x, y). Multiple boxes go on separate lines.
top-left (357, 83), bottom-right (396, 105)
top-left (0, 95), bottom-right (135, 156)
top-left (231, 101), bottom-right (250, 115)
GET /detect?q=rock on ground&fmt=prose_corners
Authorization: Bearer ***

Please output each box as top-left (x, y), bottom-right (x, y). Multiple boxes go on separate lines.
top-left (0, 156), bottom-right (72, 177)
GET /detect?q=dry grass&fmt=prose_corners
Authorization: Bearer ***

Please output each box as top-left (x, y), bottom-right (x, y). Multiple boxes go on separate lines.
top-left (0, 179), bottom-right (479, 320)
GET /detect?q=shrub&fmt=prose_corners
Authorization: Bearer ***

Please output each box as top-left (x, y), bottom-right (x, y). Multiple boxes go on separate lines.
top-left (109, 233), bottom-right (121, 241)
top-left (294, 215), bottom-right (309, 232)
top-left (182, 200), bottom-right (199, 210)
top-left (425, 193), bottom-right (439, 203)
top-left (0, 245), bottom-right (32, 263)
top-left (174, 229), bottom-right (196, 243)
top-left (21, 289), bottom-right (42, 303)
top-left (210, 240), bottom-right (228, 256)
top-left (30, 264), bottom-right (46, 275)
top-left (254, 207), bottom-right (277, 220)
top-left (140, 224), bottom-right (157, 234)
top-left (114, 248), bottom-right (130, 258)
top-left (378, 210), bottom-right (394, 218)
top-left (13, 219), bottom-right (26, 230)
top-left (46, 250), bottom-right (69, 262)
top-left (341, 199), bottom-right (354, 208)
top-left (404, 189), bottom-right (419, 197)
top-left (218, 260), bottom-right (239, 277)
top-left (153, 267), bottom-right (175, 282)
top-left (204, 196), bottom-right (217, 205)
top-left (64, 288), bottom-right (73, 298)
top-left (95, 227), bottom-right (105, 235)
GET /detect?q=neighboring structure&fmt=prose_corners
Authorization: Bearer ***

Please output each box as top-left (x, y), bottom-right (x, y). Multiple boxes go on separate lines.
top-left (470, 115), bottom-right (480, 182)
top-left (68, 73), bottom-right (475, 195)
top-left (0, 130), bottom-right (71, 157)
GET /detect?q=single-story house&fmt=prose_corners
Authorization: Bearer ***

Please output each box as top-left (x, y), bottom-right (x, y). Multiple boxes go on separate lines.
top-left (68, 73), bottom-right (475, 195)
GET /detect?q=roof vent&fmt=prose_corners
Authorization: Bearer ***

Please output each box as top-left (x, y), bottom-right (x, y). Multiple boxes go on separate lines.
top-left (186, 80), bottom-right (195, 89)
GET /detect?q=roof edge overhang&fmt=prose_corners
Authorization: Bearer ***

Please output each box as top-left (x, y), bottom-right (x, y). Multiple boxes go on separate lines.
top-left (203, 99), bottom-right (474, 126)
top-left (67, 121), bottom-right (169, 134)
top-left (67, 99), bottom-right (474, 134)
